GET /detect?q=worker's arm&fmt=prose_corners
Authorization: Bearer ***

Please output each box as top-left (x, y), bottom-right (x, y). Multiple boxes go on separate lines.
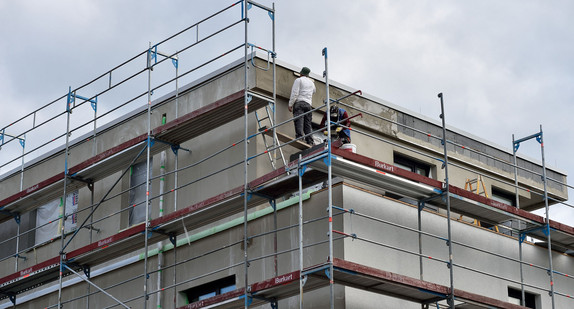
top-left (341, 110), bottom-right (351, 127)
top-left (288, 78), bottom-right (301, 112)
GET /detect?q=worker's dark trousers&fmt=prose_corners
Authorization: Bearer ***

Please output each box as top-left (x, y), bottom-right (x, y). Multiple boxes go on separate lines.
top-left (293, 101), bottom-right (313, 145)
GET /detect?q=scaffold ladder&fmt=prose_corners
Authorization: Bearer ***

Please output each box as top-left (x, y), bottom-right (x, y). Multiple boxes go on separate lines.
top-left (255, 102), bottom-right (287, 170)
top-left (464, 175), bottom-right (488, 198)
top-left (464, 175), bottom-right (493, 228)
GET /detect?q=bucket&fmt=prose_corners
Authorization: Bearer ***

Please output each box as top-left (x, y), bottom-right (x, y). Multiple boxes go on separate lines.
top-left (339, 143), bottom-right (356, 153)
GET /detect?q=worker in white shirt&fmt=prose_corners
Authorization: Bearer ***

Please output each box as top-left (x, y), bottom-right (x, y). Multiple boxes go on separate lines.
top-left (288, 67), bottom-right (316, 146)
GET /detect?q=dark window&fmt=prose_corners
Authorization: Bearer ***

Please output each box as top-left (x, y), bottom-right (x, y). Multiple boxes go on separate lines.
top-left (508, 286), bottom-right (537, 308)
top-left (393, 153), bottom-right (432, 178)
top-left (0, 212), bottom-right (36, 259)
top-left (492, 187), bottom-right (516, 207)
top-left (182, 275), bottom-right (236, 304)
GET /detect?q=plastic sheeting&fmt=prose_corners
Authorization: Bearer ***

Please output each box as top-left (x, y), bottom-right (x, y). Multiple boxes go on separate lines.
top-left (35, 190), bottom-right (78, 244)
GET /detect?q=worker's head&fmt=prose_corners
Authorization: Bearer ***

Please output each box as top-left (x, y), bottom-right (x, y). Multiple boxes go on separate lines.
top-left (330, 105), bottom-right (339, 118)
top-left (300, 67), bottom-right (311, 76)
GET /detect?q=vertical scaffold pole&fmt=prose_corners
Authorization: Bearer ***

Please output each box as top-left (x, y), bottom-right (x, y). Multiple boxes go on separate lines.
top-left (539, 126), bottom-right (556, 309)
top-left (16, 136), bottom-right (25, 273)
top-left (512, 134), bottom-right (526, 306)
top-left (144, 42), bottom-right (153, 309)
top-left (271, 3), bottom-right (279, 279)
top-left (173, 52), bottom-right (180, 309)
top-left (438, 93), bottom-right (455, 308)
top-left (513, 126), bottom-right (555, 309)
top-left (243, 1), bottom-right (250, 308)
top-left (15, 215), bottom-right (21, 273)
top-left (418, 201), bottom-right (424, 281)
top-left (19, 135), bottom-right (25, 191)
top-left (323, 47), bottom-right (335, 309)
top-left (58, 87), bottom-right (73, 308)
top-left (298, 154), bottom-right (304, 308)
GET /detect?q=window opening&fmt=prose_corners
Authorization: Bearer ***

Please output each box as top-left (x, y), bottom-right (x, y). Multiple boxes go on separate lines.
top-left (492, 187), bottom-right (516, 206)
top-left (393, 153), bottom-right (432, 178)
top-left (508, 286), bottom-right (537, 308)
top-left (181, 275), bottom-right (236, 304)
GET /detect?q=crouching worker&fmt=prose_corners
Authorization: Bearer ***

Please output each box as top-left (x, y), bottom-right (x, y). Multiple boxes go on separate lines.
top-left (320, 105), bottom-right (351, 146)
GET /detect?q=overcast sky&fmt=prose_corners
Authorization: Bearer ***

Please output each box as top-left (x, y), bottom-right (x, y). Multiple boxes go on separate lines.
top-left (1, 0), bottom-right (573, 225)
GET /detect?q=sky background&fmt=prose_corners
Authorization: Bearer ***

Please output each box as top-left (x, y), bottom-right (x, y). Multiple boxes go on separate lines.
top-left (0, 0), bottom-right (573, 225)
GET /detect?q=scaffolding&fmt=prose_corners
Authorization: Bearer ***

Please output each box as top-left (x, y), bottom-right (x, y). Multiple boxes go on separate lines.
top-left (0, 2), bottom-right (573, 309)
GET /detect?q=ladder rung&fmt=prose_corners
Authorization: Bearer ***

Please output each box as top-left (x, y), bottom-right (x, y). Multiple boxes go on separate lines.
top-left (258, 126), bottom-right (268, 132)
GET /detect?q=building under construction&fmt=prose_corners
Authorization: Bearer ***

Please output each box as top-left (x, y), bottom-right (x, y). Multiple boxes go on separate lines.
top-left (0, 2), bottom-right (572, 308)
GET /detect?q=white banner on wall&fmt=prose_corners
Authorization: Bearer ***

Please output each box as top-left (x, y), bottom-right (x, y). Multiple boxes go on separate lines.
top-left (35, 190), bottom-right (78, 245)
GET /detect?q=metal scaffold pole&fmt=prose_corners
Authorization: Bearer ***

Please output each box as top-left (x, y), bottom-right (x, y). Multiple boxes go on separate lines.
top-left (298, 154), bottom-right (304, 308)
top-left (58, 87), bottom-right (75, 308)
top-left (438, 93), bottom-right (455, 308)
top-left (513, 126), bottom-right (555, 309)
top-left (271, 3), bottom-right (279, 279)
top-left (538, 126), bottom-right (556, 309)
top-left (512, 134), bottom-right (526, 306)
top-left (243, 1), bottom-right (250, 308)
top-left (144, 42), bottom-right (153, 309)
top-left (323, 46), bottom-right (335, 309)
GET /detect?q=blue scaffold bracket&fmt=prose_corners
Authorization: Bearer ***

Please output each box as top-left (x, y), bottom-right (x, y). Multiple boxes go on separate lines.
top-left (171, 144), bottom-right (180, 155)
top-left (418, 202), bottom-right (425, 212)
top-left (247, 94), bottom-right (253, 104)
top-left (13, 214), bottom-right (21, 224)
top-left (91, 98), bottom-right (97, 112)
top-left (514, 132), bottom-right (542, 152)
top-left (149, 45), bottom-right (178, 69)
top-left (147, 137), bottom-right (156, 149)
top-left (322, 152), bottom-right (332, 167)
top-left (67, 87), bottom-right (98, 113)
top-left (519, 233), bottom-right (527, 244)
top-left (269, 199), bottom-right (276, 210)
top-left (19, 136), bottom-right (25, 148)
top-left (543, 225), bottom-right (551, 237)
top-left (268, 11), bottom-right (274, 21)
top-left (324, 268), bottom-right (331, 280)
top-left (0, 129), bottom-right (4, 146)
top-left (148, 45), bottom-right (158, 68)
top-left (246, 192), bottom-right (253, 202)
top-left (241, 294), bottom-right (253, 307)
top-left (240, 1), bottom-right (252, 19)
top-left (299, 164), bottom-right (308, 177)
